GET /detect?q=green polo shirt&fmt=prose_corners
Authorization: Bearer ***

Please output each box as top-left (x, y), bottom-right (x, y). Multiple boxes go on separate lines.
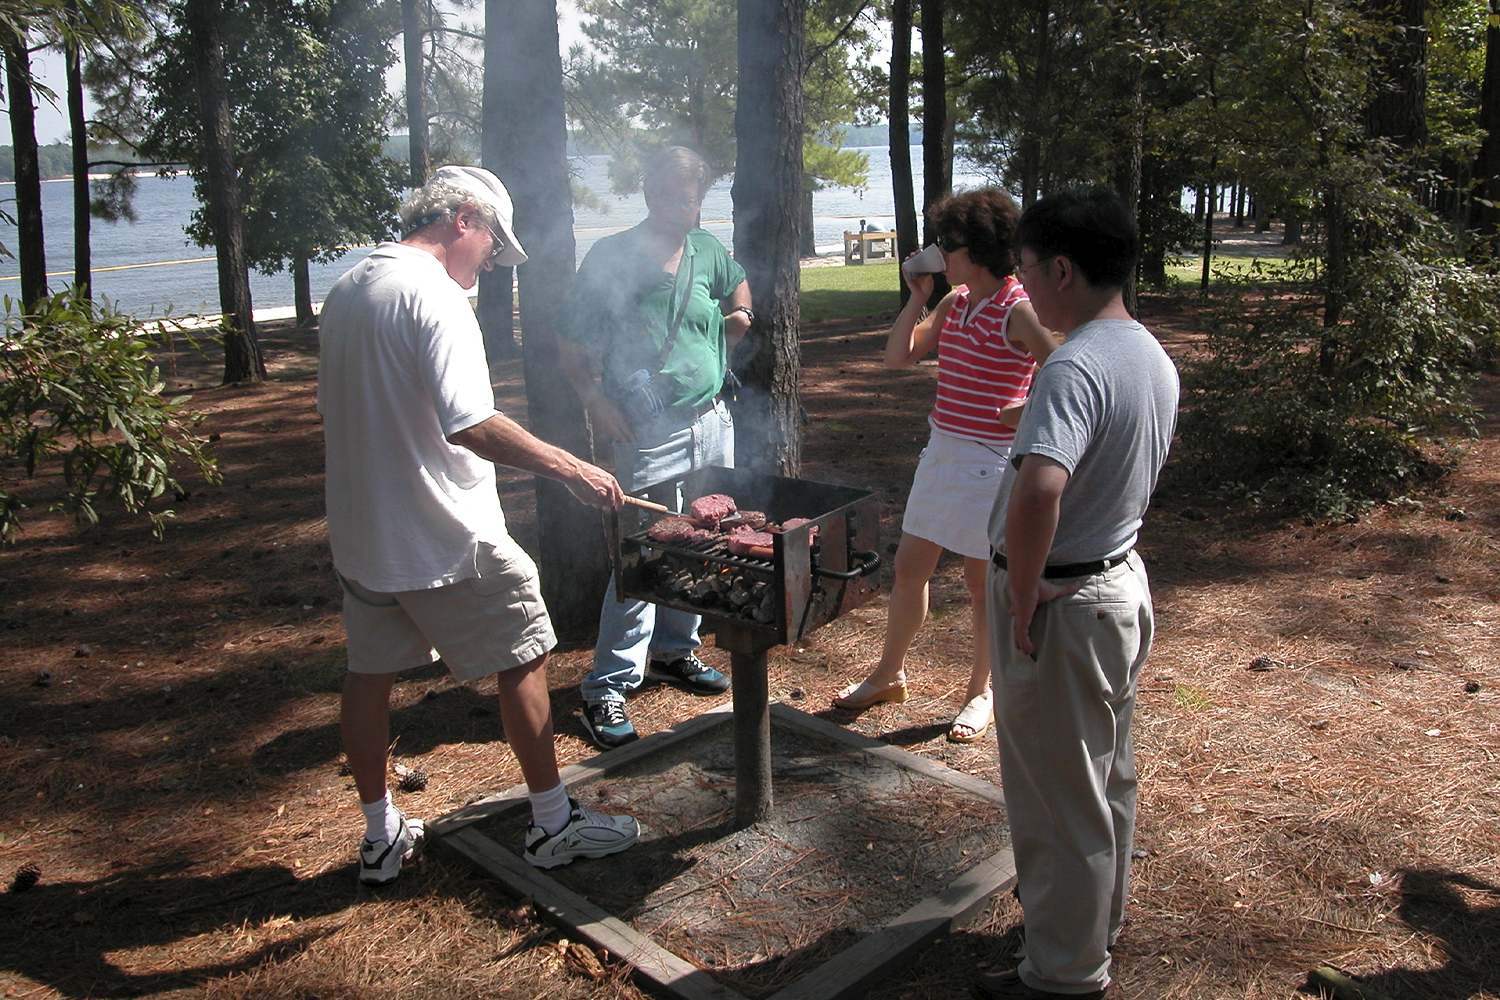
top-left (564, 223), bottom-right (746, 411)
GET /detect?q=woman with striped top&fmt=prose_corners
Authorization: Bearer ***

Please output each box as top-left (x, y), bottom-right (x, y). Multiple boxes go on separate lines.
top-left (833, 188), bottom-right (1058, 743)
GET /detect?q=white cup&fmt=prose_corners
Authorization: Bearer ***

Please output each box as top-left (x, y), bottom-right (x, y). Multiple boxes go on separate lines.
top-left (902, 243), bottom-right (946, 275)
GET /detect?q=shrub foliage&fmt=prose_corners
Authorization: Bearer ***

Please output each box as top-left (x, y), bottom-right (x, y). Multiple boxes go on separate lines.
top-left (1, 288), bottom-right (219, 542)
top-left (1179, 198), bottom-right (1500, 519)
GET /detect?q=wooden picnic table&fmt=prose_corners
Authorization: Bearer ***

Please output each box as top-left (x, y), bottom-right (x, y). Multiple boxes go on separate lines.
top-left (843, 230), bottom-right (897, 265)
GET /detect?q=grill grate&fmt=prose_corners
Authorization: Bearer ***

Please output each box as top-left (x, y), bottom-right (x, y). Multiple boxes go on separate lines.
top-left (612, 465), bottom-right (882, 644)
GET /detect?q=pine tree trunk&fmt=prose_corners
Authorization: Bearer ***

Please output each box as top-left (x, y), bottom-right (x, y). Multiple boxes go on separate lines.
top-left (1470, 0), bottom-right (1500, 243)
top-left (1363, 0), bottom-right (1428, 175)
top-left (920, 0), bottom-right (949, 222)
top-left (800, 185), bottom-right (816, 257)
top-left (1110, 26), bottom-right (1144, 315)
top-left (1018, 0), bottom-right (1051, 206)
top-left (294, 255), bottom-right (314, 327)
top-left (486, 0), bottom-right (605, 639)
top-left (733, 0), bottom-right (806, 477)
top-left (3, 29), bottom-right (47, 313)
top-left (403, 0), bottom-right (430, 186)
top-left (912, 0), bottom-right (948, 308)
top-left (186, 0), bottom-right (262, 384)
top-left (66, 32), bottom-right (90, 299)
top-left (477, 266), bottom-right (517, 363)
top-left (920, 0), bottom-right (949, 308)
top-left (1199, 176), bottom-right (1214, 294)
top-left (889, 0), bottom-right (918, 308)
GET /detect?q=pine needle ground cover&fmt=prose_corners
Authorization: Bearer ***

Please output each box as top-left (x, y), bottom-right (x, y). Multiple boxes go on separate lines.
top-left (1, 277), bottom-right (1497, 999)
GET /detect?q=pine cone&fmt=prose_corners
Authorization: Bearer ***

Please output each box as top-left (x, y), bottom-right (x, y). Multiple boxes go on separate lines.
top-left (399, 770), bottom-right (429, 793)
top-left (10, 863), bottom-right (40, 893)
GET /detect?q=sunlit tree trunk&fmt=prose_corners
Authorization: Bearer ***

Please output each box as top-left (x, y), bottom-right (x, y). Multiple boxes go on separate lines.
top-left (486, 0), bottom-right (605, 637)
top-left (66, 26), bottom-right (91, 298)
top-left (889, 0), bottom-right (918, 307)
top-left (733, 0), bottom-right (806, 476)
top-left (3, 26), bottom-right (48, 313)
top-left (920, 0), bottom-right (949, 223)
top-left (403, 0), bottom-right (430, 185)
top-left (920, 0), bottom-right (949, 307)
top-left (186, 0), bottom-right (262, 383)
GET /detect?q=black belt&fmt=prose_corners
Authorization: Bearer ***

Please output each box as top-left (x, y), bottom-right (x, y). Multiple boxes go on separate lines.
top-left (990, 550), bottom-right (1131, 579)
top-left (658, 396), bottom-right (719, 425)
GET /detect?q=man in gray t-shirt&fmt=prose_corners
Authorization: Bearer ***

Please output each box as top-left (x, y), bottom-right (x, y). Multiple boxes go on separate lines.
top-left (975, 189), bottom-right (1179, 1000)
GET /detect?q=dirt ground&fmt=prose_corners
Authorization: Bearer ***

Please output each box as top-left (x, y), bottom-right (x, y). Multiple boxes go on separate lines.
top-left (1, 289), bottom-right (1498, 1000)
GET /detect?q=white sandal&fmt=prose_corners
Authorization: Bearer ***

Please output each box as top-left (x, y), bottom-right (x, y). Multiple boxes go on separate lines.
top-left (948, 691), bottom-right (993, 743)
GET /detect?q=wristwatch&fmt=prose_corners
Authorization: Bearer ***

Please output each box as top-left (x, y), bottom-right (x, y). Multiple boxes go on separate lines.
top-left (730, 306), bottom-right (755, 324)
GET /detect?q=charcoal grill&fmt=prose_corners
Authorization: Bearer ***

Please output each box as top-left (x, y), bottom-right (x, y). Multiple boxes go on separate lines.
top-left (611, 465), bottom-right (882, 827)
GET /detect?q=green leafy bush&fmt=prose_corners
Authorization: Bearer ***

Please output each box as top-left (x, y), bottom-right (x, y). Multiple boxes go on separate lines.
top-left (1179, 212), bottom-right (1500, 520)
top-left (1, 288), bottom-right (219, 542)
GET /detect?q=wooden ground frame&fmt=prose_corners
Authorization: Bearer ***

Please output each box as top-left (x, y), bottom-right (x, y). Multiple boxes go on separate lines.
top-left (431, 703), bottom-right (1017, 1000)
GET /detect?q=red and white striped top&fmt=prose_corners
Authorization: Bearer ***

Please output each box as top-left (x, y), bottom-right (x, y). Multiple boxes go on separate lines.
top-left (929, 277), bottom-right (1035, 446)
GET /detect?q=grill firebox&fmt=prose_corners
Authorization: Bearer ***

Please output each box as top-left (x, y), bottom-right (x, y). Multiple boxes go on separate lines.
top-left (609, 465), bottom-right (883, 827)
top-left (613, 466), bottom-right (882, 644)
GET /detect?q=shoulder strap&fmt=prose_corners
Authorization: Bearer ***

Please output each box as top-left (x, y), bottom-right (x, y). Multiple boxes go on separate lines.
top-left (653, 252), bottom-right (695, 371)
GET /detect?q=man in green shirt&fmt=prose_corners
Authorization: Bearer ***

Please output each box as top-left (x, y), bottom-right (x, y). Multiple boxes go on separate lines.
top-left (558, 146), bottom-right (753, 750)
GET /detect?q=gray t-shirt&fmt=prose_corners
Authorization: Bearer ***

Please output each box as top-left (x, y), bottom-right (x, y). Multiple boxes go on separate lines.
top-left (988, 318), bottom-right (1179, 565)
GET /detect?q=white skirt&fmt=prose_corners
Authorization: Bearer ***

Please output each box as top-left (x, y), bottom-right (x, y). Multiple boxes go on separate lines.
top-left (901, 428), bottom-right (1011, 560)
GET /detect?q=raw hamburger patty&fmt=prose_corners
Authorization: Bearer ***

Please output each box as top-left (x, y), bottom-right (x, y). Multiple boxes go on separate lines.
top-left (647, 517), bottom-right (700, 543)
top-left (726, 526), bottom-right (775, 556)
top-left (773, 517), bottom-right (819, 540)
top-left (690, 493), bottom-right (737, 526)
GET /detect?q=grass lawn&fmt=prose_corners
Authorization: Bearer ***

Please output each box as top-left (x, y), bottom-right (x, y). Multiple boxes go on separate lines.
top-left (799, 250), bottom-right (1310, 323)
top-left (1163, 256), bottom-right (1311, 286)
top-left (801, 260), bottom-right (902, 322)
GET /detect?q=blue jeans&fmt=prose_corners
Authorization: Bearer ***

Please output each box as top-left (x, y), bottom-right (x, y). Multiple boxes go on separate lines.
top-left (581, 399), bottom-right (735, 705)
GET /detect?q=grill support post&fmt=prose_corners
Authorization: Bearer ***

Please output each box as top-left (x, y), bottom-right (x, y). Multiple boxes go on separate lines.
top-left (716, 621), bottom-right (779, 829)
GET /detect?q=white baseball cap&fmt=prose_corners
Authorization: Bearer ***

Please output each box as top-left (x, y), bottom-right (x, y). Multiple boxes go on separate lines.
top-left (430, 164), bottom-right (528, 267)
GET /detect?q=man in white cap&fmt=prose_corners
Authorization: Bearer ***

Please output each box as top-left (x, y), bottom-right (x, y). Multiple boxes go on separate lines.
top-left (318, 165), bottom-right (639, 886)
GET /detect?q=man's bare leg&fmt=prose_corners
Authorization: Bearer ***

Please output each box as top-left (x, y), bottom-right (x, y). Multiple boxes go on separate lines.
top-left (341, 671), bottom-right (397, 805)
top-left (495, 652), bottom-right (563, 794)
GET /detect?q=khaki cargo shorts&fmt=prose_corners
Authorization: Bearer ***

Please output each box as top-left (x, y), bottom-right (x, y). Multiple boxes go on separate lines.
top-left (339, 537), bottom-right (556, 681)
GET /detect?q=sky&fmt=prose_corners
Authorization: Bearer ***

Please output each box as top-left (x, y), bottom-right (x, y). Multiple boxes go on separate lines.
top-left (22, 1), bottom-right (590, 146)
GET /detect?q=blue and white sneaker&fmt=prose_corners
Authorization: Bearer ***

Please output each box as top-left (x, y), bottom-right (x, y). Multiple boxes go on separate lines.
top-left (359, 813), bottom-right (426, 887)
top-left (646, 653), bottom-right (730, 695)
top-left (582, 700), bottom-right (639, 750)
top-left (524, 798), bottom-right (640, 869)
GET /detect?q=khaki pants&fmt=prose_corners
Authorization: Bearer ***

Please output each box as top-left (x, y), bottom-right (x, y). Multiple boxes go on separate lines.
top-left (987, 553), bottom-right (1154, 994)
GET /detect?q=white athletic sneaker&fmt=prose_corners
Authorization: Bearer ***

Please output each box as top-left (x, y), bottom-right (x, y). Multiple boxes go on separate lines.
top-left (359, 813), bottom-right (426, 887)
top-left (523, 798), bottom-right (639, 869)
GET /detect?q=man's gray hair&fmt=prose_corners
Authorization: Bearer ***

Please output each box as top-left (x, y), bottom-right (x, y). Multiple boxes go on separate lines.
top-left (644, 146), bottom-right (712, 201)
top-left (399, 177), bottom-right (498, 236)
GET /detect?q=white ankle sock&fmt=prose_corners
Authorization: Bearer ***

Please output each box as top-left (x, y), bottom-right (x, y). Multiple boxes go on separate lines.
top-left (529, 781), bottom-right (572, 836)
top-left (360, 791), bottom-right (400, 843)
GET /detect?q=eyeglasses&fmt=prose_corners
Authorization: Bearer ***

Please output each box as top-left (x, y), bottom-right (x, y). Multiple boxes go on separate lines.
top-left (936, 235), bottom-right (967, 253)
top-left (484, 223), bottom-right (507, 261)
top-left (1017, 255), bottom-right (1055, 278)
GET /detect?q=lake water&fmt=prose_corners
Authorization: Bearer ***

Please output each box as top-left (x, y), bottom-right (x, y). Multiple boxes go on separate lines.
top-left (0, 148), bottom-right (993, 319)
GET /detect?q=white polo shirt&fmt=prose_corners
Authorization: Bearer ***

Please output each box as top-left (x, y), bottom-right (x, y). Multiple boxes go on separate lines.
top-left (317, 242), bottom-right (506, 592)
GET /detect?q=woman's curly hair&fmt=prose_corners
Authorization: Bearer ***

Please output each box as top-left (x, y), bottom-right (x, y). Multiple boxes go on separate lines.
top-left (925, 188), bottom-right (1022, 277)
